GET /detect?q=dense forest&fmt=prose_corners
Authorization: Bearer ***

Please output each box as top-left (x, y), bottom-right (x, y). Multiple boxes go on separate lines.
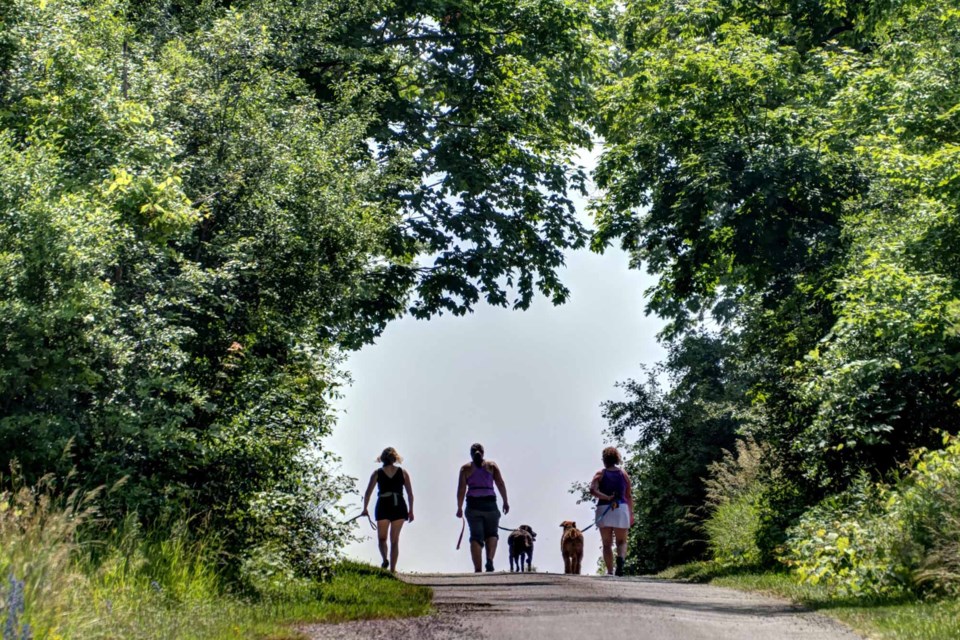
top-left (2, 0), bottom-right (960, 635)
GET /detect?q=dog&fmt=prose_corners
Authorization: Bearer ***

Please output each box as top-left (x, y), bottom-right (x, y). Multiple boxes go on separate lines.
top-left (560, 521), bottom-right (584, 575)
top-left (507, 524), bottom-right (537, 572)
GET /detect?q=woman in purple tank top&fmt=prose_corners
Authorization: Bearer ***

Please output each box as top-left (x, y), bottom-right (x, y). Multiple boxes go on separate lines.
top-left (456, 443), bottom-right (510, 572)
top-left (589, 446), bottom-right (634, 576)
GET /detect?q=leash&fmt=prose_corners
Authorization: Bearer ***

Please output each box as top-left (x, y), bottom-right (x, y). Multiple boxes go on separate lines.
top-left (456, 516), bottom-right (466, 549)
top-left (344, 511), bottom-right (377, 531)
top-left (580, 502), bottom-right (615, 533)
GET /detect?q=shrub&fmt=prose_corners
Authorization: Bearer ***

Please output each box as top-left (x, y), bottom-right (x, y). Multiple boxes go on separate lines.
top-left (704, 494), bottom-right (763, 567)
top-left (902, 435), bottom-right (960, 596)
top-left (701, 438), bottom-right (764, 566)
top-left (783, 474), bottom-right (914, 597)
top-left (784, 434), bottom-right (960, 597)
top-left (754, 475), bottom-right (809, 566)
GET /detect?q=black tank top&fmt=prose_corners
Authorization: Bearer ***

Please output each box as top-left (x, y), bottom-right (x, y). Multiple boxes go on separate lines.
top-left (377, 467), bottom-right (405, 496)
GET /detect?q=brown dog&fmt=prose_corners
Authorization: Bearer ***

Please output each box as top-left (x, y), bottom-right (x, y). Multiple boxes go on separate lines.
top-left (507, 524), bottom-right (537, 572)
top-left (560, 521), bottom-right (584, 575)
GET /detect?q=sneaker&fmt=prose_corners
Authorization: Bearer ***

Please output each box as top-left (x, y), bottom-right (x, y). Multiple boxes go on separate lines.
top-left (381, 560), bottom-right (389, 569)
top-left (485, 560), bottom-right (494, 572)
top-left (615, 557), bottom-right (625, 577)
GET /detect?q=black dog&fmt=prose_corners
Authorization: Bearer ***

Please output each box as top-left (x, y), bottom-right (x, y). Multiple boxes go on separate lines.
top-left (507, 524), bottom-right (538, 572)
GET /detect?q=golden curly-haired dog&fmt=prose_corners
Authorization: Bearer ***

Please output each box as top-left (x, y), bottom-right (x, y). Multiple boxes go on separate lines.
top-left (560, 521), bottom-right (584, 575)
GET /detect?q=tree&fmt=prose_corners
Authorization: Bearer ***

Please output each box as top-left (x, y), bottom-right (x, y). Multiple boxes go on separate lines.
top-left (594, 0), bottom-right (960, 565)
top-left (601, 333), bottom-right (743, 572)
top-left (0, 0), bottom-right (606, 570)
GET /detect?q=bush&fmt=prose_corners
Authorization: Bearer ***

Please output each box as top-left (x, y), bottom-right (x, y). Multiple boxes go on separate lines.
top-left (783, 474), bottom-right (914, 597)
top-left (903, 435), bottom-right (960, 596)
top-left (704, 494), bottom-right (763, 567)
top-left (702, 438), bottom-right (764, 566)
top-left (754, 475), bottom-right (809, 566)
top-left (784, 434), bottom-right (960, 597)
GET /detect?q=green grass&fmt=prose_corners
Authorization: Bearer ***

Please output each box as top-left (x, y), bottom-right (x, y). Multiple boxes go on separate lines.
top-left (656, 562), bottom-right (960, 640)
top-left (1, 481), bottom-right (432, 639)
top-left (213, 563), bottom-right (433, 640)
top-left (5, 554), bottom-right (431, 640)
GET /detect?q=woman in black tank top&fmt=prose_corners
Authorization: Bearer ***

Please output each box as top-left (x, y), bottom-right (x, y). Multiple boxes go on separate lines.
top-left (361, 447), bottom-right (414, 571)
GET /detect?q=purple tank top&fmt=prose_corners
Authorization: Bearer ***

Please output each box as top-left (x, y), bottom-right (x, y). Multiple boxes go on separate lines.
top-left (466, 463), bottom-right (496, 498)
top-left (598, 468), bottom-right (627, 505)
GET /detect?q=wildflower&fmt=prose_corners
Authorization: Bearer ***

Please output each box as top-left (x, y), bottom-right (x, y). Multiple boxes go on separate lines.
top-left (3, 574), bottom-right (30, 640)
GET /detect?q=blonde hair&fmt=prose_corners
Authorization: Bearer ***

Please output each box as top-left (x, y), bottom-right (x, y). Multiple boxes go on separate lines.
top-left (602, 446), bottom-right (621, 467)
top-left (377, 447), bottom-right (403, 465)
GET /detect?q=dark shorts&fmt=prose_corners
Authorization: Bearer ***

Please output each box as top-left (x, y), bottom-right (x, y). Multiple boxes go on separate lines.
top-left (375, 496), bottom-right (408, 522)
top-left (465, 505), bottom-right (501, 543)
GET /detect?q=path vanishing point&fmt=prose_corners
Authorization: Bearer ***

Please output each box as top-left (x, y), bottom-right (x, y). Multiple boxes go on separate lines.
top-left (302, 572), bottom-right (862, 639)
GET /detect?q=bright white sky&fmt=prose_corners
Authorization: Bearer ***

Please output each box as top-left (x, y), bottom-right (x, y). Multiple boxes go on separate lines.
top-left (327, 159), bottom-right (665, 574)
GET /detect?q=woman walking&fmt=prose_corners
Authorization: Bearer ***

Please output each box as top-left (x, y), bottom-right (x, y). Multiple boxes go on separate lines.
top-left (589, 446), bottom-right (634, 576)
top-left (361, 447), bottom-right (414, 571)
top-left (456, 443), bottom-right (510, 572)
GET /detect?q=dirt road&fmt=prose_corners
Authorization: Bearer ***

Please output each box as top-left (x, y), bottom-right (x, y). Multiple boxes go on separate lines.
top-left (302, 572), bottom-right (861, 639)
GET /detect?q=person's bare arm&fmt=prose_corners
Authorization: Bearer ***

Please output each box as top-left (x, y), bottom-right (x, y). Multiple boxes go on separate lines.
top-left (589, 470), bottom-right (612, 501)
top-left (491, 462), bottom-right (510, 514)
top-left (403, 469), bottom-right (415, 522)
top-left (360, 470), bottom-right (377, 516)
top-left (456, 464), bottom-right (468, 518)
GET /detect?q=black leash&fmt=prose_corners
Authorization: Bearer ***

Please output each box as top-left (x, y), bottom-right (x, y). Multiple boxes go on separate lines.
top-left (344, 511), bottom-right (377, 531)
top-left (456, 516), bottom-right (466, 549)
top-left (580, 503), bottom-right (615, 533)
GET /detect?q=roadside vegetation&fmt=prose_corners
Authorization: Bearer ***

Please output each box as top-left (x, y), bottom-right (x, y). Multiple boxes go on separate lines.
top-left (0, 475), bottom-right (431, 639)
top-left (1, 0), bottom-right (596, 634)
top-left (4, 0), bottom-right (960, 633)
top-left (659, 563), bottom-right (960, 640)
top-left (593, 0), bottom-right (960, 625)
top-left (655, 433), bottom-right (960, 639)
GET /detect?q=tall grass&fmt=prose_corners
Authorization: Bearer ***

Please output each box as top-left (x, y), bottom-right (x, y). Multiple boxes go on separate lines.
top-left (700, 437), bottom-right (765, 566)
top-left (0, 473), bottom-right (430, 639)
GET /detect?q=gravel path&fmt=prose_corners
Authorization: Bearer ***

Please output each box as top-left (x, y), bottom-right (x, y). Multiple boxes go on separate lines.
top-left (301, 572), bottom-right (862, 640)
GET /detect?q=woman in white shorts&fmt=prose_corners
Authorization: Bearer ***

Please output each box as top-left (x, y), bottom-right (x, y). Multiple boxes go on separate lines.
top-left (589, 446), bottom-right (634, 576)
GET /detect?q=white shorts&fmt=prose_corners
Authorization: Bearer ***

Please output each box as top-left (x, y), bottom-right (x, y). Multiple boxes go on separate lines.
top-left (595, 503), bottom-right (630, 529)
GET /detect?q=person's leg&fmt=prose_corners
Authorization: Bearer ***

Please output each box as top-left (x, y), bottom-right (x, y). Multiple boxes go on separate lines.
top-left (614, 527), bottom-right (628, 576)
top-left (377, 520), bottom-right (390, 568)
top-left (484, 536), bottom-right (498, 571)
top-left (388, 519), bottom-right (405, 571)
top-left (470, 541), bottom-right (483, 572)
top-left (484, 509), bottom-right (499, 571)
top-left (466, 510), bottom-right (484, 572)
top-left (600, 527), bottom-right (615, 575)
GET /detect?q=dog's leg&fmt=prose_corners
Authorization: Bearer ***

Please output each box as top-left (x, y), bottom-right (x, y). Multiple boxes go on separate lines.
top-left (527, 549), bottom-right (533, 572)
